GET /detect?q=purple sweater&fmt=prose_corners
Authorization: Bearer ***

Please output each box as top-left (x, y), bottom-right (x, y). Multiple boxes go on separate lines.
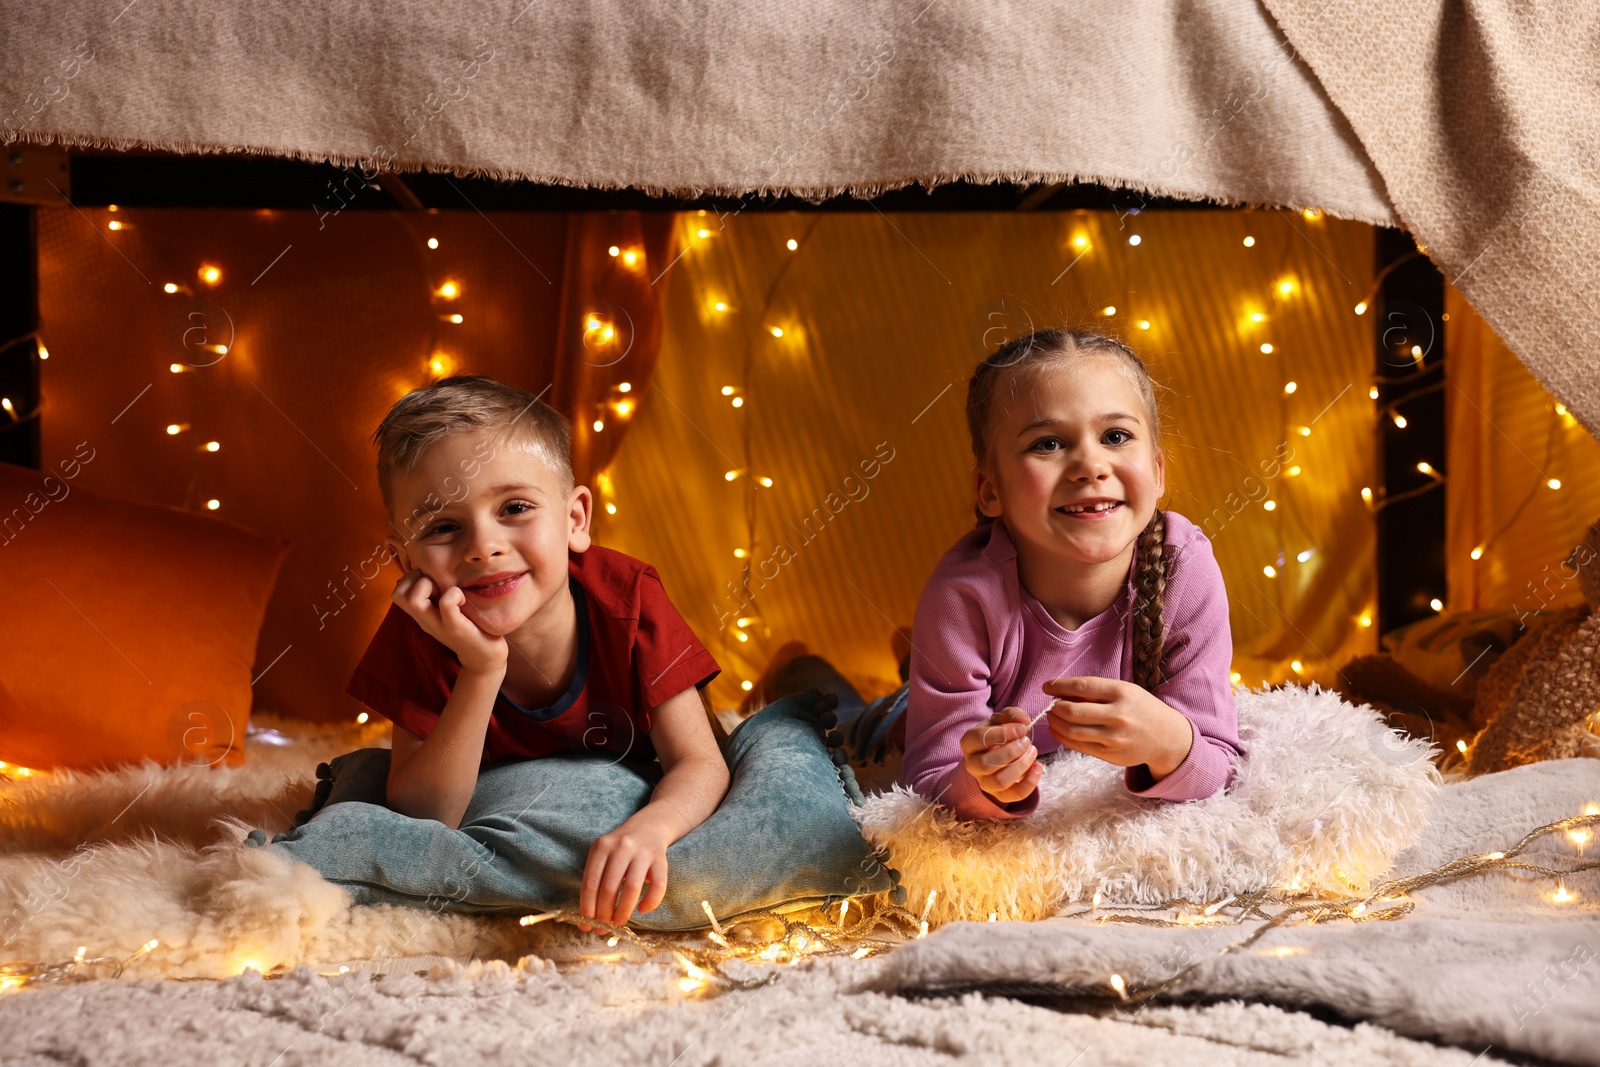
top-left (904, 510), bottom-right (1241, 820)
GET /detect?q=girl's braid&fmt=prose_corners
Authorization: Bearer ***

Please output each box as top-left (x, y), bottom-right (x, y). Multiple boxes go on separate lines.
top-left (1132, 508), bottom-right (1169, 692)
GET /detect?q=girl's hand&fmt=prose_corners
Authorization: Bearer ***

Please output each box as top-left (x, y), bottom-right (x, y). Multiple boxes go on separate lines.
top-left (1042, 677), bottom-right (1193, 779)
top-left (579, 817), bottom-right (671, 931)
top-left (391, 566), bottom-right (509, 675)
top-left (958, 707), bottom-right (1043, 804)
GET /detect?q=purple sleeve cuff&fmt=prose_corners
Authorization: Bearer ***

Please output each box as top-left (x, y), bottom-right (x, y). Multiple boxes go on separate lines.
top-left (1125, 716), bottom-right (1235, 801)
top-left (927, 765), bottom-right (1040, 821)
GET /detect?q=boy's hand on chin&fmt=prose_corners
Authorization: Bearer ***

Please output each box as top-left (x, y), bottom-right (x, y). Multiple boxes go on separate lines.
top-left (959, 706), bottom-right (1042, 804)
top-left (391, 567), bottom-right (509, 674)
top-left (578, 817), bottom-right (672, 932)
top-left (1042, 676), bottom-right (1193, 779)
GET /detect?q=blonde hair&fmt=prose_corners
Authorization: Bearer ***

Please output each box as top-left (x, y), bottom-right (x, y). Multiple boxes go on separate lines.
top-left (371, 375), bottom-right (573, 521)
top-left (964, 329), bottom-right (1170, 692)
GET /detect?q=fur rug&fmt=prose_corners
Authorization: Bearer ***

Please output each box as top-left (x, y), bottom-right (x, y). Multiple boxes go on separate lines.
top-left (853, 685), bottom-right (1443, 924)
top-left (0, 707), bottom-right (1584, 1066)
top-left (870, 757), bottom-right (1600, 1067)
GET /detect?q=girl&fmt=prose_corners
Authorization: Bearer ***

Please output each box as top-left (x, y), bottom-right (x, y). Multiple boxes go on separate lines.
top-left (753, 328), bottom-right (1241, 819)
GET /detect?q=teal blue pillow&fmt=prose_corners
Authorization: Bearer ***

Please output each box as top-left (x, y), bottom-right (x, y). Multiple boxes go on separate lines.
top-left (247, 689), bottom-right (901, 930)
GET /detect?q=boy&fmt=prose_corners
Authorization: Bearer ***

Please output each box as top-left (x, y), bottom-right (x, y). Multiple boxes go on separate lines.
top-left (345, 375), bottom-right (728, 930)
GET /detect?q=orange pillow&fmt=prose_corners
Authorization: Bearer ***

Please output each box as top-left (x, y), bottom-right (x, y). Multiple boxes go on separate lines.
top-left (0, 458), bottom-right (290, 771)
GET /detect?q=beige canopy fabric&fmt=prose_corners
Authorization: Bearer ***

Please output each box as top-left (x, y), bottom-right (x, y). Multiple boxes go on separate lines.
top-left (3, 1), bottom-right (1595, 423)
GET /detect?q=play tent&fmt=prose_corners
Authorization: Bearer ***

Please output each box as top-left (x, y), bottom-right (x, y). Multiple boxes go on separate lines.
top-left (1, 0), bottom-right (1597, 760)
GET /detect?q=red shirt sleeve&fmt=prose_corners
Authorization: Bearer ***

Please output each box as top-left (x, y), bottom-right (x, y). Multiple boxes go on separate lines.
top-left (344, 604), bottom-right (449, 741)
top-left (632, 566), bottom-right (720, 724)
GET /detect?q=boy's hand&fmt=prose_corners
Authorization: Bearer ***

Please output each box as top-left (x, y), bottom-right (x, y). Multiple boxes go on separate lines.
top-left (391, 565), bottom-right (508, 674)
top-left (958, 707), bottom-right (1042, 804)
top-left (578, 816), bottom-right (672, 931)
top-left (1042, 677), bottom-right (1193, 779)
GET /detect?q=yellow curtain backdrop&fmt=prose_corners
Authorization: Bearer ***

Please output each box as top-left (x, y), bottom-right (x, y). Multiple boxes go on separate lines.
top-left (1445, 287), bottom-right (1600, 616)
top-left (593, 210), bottom-right (1379, 709)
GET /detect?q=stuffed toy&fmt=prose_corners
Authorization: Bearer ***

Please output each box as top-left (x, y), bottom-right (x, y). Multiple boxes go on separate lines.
top-left (1466, 521), bottom-right (1600, 774)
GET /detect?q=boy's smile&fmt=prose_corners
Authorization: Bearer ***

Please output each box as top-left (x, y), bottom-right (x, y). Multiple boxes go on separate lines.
top-left (384, 429), bottom-right (591, 683)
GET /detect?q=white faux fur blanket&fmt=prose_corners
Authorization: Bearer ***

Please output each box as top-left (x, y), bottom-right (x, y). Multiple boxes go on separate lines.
top-left (0, 706), bottom-right (1594, 1065)
top-left (853, 684), bottom-right (1441, 924)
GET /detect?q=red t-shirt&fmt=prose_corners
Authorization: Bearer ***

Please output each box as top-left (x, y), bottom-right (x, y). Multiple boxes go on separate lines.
top-left (345, 545), bottom-right (719, 764)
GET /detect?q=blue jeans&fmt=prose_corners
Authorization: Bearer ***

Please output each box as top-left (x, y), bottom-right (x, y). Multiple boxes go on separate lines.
top-left (770, 655), bottom-right (907, 780)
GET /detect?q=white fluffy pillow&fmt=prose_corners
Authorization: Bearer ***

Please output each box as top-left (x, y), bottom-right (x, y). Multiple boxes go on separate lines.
top-left (850, 684), bottom-right (1442, 924)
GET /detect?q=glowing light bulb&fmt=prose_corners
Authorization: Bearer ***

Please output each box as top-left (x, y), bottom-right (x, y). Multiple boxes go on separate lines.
top-left (741, 680), bottom-right (753, 692)
top-left (446, 313), bottom-right (464, 324)
top-left (615, 400), bottom-right (632, 417)
top-left (1416, 461), bottom-right (1434, 475)
top-left (759, 476), bottom-right (773, 487)
top-left (593, 420), bottom-right (604, 432)
top-left (1297, 549), bottom-right (1314, 562)
top-left (1298, 426), bottom-right (1311, 437)
top-left (733, 548), bottom-right (747, 559)
top-left (1354, 301), bottom-right (1368, 315)
top-left (1392, 413), bottom-right (1408, 428)
top-left (1278, 279), bottom-right (1295, 296)
top-left (769, 326), bottom-right (784, 338)
top-left (356, 712), bottom-right (369, 724)
top-left (1102, 306), bottom-right (1116, 316)
top-left (1138, 320), bottom-right (1150, 330)
top-left (206, 499), bottom-right (220, 510)
top-left (1251, 312), bottom-right (1265, 323)
top-left (1360, 487), bottom-right (1373, 503)
top-left (163, 282), bottom-right (179, 294)
top-left (735, 630), bottom-right (749, 643)
top-left (37, 345), bottom-right (47, 359)
top-left (436, 281), bottom-right (459, 299)
top-left (1359, 614), bottom-right (1372, 627)
top-left (1283, 381), bottom-right (1297, 394)
top-left (1263, 500), bottom-right (1277, 511)
top-left (108, 220), bottom-right (123, 231)
top-left (1230, 671), bottom-right (1242, 684)
top-left (1553, 883), bottom-right (1576, 903)
top-left (786, 238), bottom-right (798, 251)
top-left (618, 382), bottom-right (632, 393)
top-left (1470, 546), bottom-right (1484, 560)
top-left (714, 301), bottom-right (728, 312)
top-left (697, 228), bottom-right (710, 239)
top-left (724, 470), bottom-right (738, 481)
top-left (1260, 343), bottom-right (1274, 354)
top-left (166, 423), bottom-right (183, 435)
top-left (608, 245), bottom-right (620, 257)
top-left (1073, 235), bottom-right (1088, 248)
top-left (1263, 565), bottom-right (1278, 578)
top-left (721, 386), bottom-right (735, 396)
top-left (623, 250), bottom-right (639, 266)
top-left (605, 503), bottom-right (617, 515)
top-left (1302, 208), bottom-right (1322, 221)
top-left (205, 441), bottom-right (220, 452)
top-left (731, 397), bottom-right (744, 408)
top-left (200, 265), bottom-right (222, 285)
top-left (1548, 478), bottom-right (1562, 490)
top-left (1430, 598), bottom-right (1444, 612)
top-left (1457, 740), bottom-right (1469, 754)
top-left (1369, 386), bottom-right (1380, 400)
top-left (1411, 345), bottom-right (1423, 358)
top-left (169, 363), bottom-right (184, 373)
top-left (427, 237), bottom-right (439, 249)
top-left (1109, 973), bottom-right (1127, 998)
top-left (1128, 234), bottom-right (1142, 246)
top-left (1243, 236), bottom-right (1255, 247)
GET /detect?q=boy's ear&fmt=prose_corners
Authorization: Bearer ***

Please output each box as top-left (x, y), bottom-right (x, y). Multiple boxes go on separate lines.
top-left (384, 535), bottom-right (413, 574)
top-left (567, 484), bottom-right (594, 552)
top-left (973, 466), bottom-right (1003, 519)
